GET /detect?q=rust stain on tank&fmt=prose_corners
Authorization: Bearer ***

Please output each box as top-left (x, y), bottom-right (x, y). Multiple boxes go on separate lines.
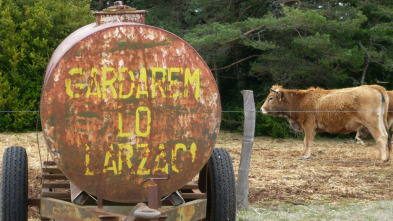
top-left (40, 9), bottom-right (221, 203)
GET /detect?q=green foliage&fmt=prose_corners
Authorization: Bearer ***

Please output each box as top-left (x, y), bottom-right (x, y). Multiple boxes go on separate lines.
top-left (2, 0), bottom-right (393, 137)
top-left (221, 107), bottom-right (244, 134)
top-left (256, 114), bottom-right (292, 138)
top-left (0, 0), bottom-right (94, 131)
top-left (122, 1), bottom-right (393, 138)
top-left (183, 1), bottom-right (393, 137)
top-left (184, 23), bottom-right (242, 48)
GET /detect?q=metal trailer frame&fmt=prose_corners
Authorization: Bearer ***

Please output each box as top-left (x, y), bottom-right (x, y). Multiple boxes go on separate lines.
top-left (30, 161), bottom-right (208, 221)
top-left (40, 197), bottom-right (207, 221)
top-left (2, 143), bottom-right (236, 220)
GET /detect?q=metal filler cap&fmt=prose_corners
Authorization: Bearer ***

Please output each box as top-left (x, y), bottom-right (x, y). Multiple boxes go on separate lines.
top-left (93, 1), bottom-right (146, 25)
top-left (40, 3), bottom-right (221, 203)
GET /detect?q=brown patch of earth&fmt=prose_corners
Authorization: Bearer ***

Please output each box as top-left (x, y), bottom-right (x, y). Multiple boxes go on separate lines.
top-left (1, 131), bottom-right (392, 219)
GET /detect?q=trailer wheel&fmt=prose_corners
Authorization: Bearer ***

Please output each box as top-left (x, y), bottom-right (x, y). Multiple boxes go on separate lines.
top-left (199, 148), bottom-right (236, 221)
top-left (0, 146), bottom-right (28, 221)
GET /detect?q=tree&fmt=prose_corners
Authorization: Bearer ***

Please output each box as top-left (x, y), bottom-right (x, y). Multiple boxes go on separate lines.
top-left (1, 0), bottom-right (392, 135)
top-left (0, 0), bottom-right (94, 131)
top-left (184, 1), bottom-right (393, 136)
top-left (357, 3), bottom-right (393, 85)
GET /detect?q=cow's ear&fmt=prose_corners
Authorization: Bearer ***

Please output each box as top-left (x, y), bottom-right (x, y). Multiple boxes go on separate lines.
top-left (279, 91), bottom-right (284, 101)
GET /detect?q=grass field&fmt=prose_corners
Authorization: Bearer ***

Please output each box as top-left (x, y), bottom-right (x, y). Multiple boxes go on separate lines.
top-left (1, 131), bottom-right (393, 220)
top-left (237, 200), bottom-right (393, 220)
top-left (217, 131), bottom-right (393, 220)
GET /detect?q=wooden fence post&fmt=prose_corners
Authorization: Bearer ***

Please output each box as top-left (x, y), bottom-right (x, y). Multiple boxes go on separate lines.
top-left (236, 90), bottom-right (255, 209)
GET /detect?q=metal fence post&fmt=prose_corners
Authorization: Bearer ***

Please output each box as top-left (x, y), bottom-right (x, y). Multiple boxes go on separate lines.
top-left (236, 90), bottom-right (255, 209)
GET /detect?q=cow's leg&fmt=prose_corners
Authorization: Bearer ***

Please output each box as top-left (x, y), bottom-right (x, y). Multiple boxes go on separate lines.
top-left (365, 124), bottom-right (389, 162)
top-left (387, 117), bottom-right (393, 149)
top-left (355, 129), bottom-right (365, 146)
top-left (302, 128), bottom-right (316, 159)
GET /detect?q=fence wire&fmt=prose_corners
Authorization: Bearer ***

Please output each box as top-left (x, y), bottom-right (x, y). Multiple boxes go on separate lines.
top-left (0, 111), bottom-right (39, 113)
top-left (258, 154), bottom-right (389, 164)
top-left (0, 109), bottom-right (391, 166)
top-left (2, 110), bottom-right (393, 113)
top-left (224, 110), bottom-right (393, 113)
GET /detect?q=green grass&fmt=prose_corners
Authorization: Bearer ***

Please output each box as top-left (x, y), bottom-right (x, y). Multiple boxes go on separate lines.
top-left (237, 201), bottom-right (393, 220)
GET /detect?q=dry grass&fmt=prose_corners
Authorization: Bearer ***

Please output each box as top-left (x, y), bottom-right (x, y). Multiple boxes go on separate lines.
top-left (1, 131), bottom-right (393, 219)
top-left (216, 131), bottom-right (393, 206)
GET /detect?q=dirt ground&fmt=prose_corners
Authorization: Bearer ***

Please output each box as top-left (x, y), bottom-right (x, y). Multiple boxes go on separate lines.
top-left (215, 132), bottom-right (393, 206)
top-left (1, 131), bottom-right (393, 219)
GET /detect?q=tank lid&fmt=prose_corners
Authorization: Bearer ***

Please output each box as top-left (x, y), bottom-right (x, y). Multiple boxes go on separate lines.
top-left (92, 1), bottom-right (146, 25)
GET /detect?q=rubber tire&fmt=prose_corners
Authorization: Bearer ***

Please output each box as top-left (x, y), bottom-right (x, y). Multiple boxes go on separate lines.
top-left (199, 148), bottom-right (236, 221)
top-left (0, 146), bottom-right (28, 221)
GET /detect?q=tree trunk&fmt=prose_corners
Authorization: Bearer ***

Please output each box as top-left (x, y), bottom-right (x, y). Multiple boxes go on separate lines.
top-left (360, 61), bottom-right (369, 85)
top-left (213, 59), bottom-right (219, 90)
top-left (358, 41), bottom-right (371, 85)
top-left (233, 38), bottom-right (245, 89)
top-left (235, 64), bottom-right (246, 90)
top-left (234, 1), bottom-right (246, 90)
top-left (99, 0), bottom-right (104, 8)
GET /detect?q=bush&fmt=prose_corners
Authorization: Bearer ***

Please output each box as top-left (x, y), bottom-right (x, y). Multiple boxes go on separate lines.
top-left (255, 114), bottom-right (293, 138)
top-left (0, 0), bottom-right (94, 131)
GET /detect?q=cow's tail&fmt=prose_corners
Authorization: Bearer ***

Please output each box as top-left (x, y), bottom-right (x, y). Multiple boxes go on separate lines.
top-left (371, 85), bottom-right (392, 152)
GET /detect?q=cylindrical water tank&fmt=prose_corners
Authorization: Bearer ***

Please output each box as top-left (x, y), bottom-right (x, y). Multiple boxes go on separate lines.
top-left (40, 2), bottom-right (221, 203)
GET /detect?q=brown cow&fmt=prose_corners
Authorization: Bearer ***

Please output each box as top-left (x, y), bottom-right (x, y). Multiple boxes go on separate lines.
top-left (355, 91), bottom-right (393, 145)
top-left (261, 85), bottom-right (391, 161)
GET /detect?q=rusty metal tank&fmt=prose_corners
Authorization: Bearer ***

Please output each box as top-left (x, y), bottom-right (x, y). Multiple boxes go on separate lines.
top-left (40, 2), bottom-right (221, 203)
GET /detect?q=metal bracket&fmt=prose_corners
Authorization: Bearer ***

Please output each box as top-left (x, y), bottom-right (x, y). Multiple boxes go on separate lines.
top-left (167, 191), bottom-right (185, 206)
top-left (141, 162), bottom-right (171, 184)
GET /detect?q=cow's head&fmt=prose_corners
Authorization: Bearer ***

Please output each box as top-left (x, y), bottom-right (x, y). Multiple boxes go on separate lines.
top-left (261, 86), bottom-right (286, 116)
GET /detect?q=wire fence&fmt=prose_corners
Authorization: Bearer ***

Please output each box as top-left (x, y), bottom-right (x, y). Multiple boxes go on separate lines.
top-left (3, 110), bottom-right (393, 113)
top-left (0, 111), bottom-right (40, 113)
top-left (258, 154), bottom-right (389, 164)
top-left (1, 109), bottom-right (391, 166)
